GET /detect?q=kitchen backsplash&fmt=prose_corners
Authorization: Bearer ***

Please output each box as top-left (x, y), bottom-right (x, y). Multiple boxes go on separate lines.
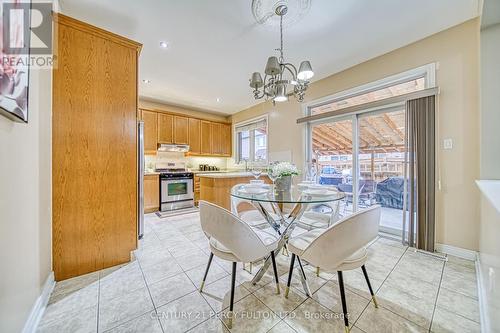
top-left (145, 152), bottom-right (228, 172)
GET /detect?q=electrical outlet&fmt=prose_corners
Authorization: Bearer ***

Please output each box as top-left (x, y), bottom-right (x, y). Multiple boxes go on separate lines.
top-left (443, 138), bottom-right (453, 150)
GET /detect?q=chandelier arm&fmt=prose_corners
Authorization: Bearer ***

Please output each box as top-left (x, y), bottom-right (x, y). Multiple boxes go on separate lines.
top-left (282, 63), bottom-right (298, 80)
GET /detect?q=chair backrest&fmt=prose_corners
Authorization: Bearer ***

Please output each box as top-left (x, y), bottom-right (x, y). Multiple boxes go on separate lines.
top-left (300, 205), bottom-right (381, 271)
top-left (199, 201), bottom-right (271, 263)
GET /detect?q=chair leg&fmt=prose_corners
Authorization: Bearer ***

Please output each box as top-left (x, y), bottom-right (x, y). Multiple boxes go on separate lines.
top-left (228, 262), bottom-right (237, 329)
top-left (199, 252), bottom-right (213, 292)
top-left (337, 271), bottom-right (349, 332)
top-left (285, 253), bottom-right (296, 298)
top-left (316, 266), bottom-right (320, 277)
top-left (270, 251), bottom-right (280, 294)
top-left (296, 257), bottom-right (307, 281)
top-left (361, 265), bottom-right (378, 308)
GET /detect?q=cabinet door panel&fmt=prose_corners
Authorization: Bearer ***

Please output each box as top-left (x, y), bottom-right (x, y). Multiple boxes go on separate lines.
top-left (201, 121), bottom-right (212, 154)
top-left (141, 110), bottom-right (157, 153)
top-left (188, 118), bottom-right (201, 154)
top-left (222, 124), bottom-right (232, 156)
top-left (144, 175), bottom-right (159, 212)
top-left (158, 114), bottom-right (173, 143)
top-left (174, 116), bottom-right (189, 144)
top-left (211, 123), bottom-right (222, 155)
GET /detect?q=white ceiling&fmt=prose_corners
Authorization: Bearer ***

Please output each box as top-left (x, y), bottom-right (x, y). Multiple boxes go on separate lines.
top-left (59, 0), bottom-right (479, 114)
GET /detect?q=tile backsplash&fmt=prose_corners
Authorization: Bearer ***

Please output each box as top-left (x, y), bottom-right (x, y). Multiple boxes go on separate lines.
top-left (145, 152), bottom-right (228, 172)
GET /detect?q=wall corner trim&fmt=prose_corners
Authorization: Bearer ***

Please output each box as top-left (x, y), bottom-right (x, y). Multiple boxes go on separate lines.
top-left (435, 243), bottom-right (478, 261)
top-left (475, 254), bottom-right (490, 333)
top-left (22, 272), bottom-right (55, 333)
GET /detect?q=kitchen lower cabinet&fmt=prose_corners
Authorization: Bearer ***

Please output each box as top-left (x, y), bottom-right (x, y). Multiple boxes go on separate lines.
top-left (144, 174), bottom-right (160, 213)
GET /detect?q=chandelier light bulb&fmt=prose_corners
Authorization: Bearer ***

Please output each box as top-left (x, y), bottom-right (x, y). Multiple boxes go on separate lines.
top-left (297, 61), bottom-right (314, 81)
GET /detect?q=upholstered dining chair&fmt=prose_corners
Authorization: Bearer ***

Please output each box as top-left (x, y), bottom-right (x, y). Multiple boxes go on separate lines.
top-left (230, 194), bottom-right (282, 272)
top-left (198, 200), bottom-right (281, 328)
top-left (285, 205), bottom-right (381, 332)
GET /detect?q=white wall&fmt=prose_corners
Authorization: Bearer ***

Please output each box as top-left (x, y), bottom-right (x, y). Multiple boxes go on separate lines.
top-left (0, 2), bottom-right (54, 331)
top-left (479, 23), bottom-right (500, 180)
top-left (478, 22), bottom-right (500, 333)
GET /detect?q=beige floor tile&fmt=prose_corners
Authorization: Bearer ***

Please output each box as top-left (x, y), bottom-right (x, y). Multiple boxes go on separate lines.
top-left (185, 260), bottom-right (229, 288)
top-left (44, 281), bottom-right (98, 320)
top-left (279, 266), bottom-right (328, 295)
top-left (377, 283), bottom-right (434, 329)
top-left (284, 298), bottom-right (347, 332)
top-left (201, 275), bottom-right (251, 312)
top-left (333, 269), bottom-right (383, 300)
top-left (383, 269), bottom-right (440, 301)
top-left (374, 237), bottom-right (408, 249)
top-left (356, 305), bottom-right (427, 333)
top-left (50, 271), bottom-right (99, 298)
top-left (253, 283), bottom-right (307, 318)
top-left (103, 311), bottom-right (162, 333)
top-left (141, 256), bottom-right (184, 285)
top-left (149, 272), bottom-right (197, 308)
top-left (446, 255), bottom-right (476, 269)
top-left (312, 280), bottom-right (370, 324)
top-left (391, 252), bottom-right (443, 286)
top-left (187, 317), bottom-right (230, 332)
top-left (175, 251), bottom-right (210, 271)
top-left (98, 287), bottom-right (154, 331)
top-left (436, 288), bottom-right (480, 323)
top-left (37, 305), bottom-right (97, 333)
top-left (157, 291), bottom-right (214, 332)
top-left (268, 320), bottom-right (297, 332)
top-left (99, 262), bottom-right (147, 301)
top-left (441, 263), bottom-right (478, 299)
top-left (222, 294), bottom-right (280, 333)
top-left (135, 246), bottom-right (173, 268)
top-left (430, 307), bottom-right (480, 333)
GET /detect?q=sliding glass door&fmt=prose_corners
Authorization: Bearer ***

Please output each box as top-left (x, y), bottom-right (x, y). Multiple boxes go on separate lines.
top-left (310, 107), bottom-right (409, 239)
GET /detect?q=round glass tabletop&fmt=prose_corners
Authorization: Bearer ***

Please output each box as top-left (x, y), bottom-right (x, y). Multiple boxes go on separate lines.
top-left (230, 183), bottom-right (345, 204)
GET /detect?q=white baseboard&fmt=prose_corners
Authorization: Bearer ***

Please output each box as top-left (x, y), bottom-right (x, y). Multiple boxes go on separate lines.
top-left (475, 254), bottom-right (490, 333)
top-left (22, 272), bottom-right (55, 333)
top-left (435, 243), bottom-right (478, 261)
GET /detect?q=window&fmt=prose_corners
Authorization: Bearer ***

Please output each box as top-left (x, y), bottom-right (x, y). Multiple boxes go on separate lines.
top-left (235, 116), bottom-right (268, 163)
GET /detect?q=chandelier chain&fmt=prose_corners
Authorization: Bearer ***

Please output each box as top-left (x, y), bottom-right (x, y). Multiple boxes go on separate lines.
top-left (279, 12), bottom-right (284, 62)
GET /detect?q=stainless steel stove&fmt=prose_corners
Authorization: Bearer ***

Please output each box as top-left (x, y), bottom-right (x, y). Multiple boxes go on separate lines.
top-left (156, 162), bottom-right (194, 212)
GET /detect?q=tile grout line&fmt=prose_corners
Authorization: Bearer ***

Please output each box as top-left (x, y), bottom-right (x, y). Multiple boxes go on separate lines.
top-left (428, 258), bottom-right (447, 332)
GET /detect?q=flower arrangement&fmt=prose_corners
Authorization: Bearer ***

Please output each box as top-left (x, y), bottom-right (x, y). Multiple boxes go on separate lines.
top-left (270, 162), bottom-right (299, 177)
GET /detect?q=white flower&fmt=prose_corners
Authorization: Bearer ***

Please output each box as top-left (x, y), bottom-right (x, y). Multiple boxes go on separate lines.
top-left (270, 162), bottom-right (299, 177)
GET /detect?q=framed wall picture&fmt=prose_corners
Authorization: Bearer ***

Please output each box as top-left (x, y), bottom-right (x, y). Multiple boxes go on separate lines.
top-left (0, 0), bottom-right (30, 123)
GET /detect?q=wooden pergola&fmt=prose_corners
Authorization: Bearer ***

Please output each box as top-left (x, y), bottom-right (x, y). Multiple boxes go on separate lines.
top-left (312, 110), bottom-right (406, 156)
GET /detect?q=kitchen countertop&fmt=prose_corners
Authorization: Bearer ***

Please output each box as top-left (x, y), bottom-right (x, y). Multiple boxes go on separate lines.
top-left (196, 171), bottom-right (268, 178)
top-left (144, 172), bottom-right (160, 176)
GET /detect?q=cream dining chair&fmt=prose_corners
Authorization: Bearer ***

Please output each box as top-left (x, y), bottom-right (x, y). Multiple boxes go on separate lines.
top-left (285, 205), bottom-right (381, 333)
top-left (198, 201), bottom-right (281, 328)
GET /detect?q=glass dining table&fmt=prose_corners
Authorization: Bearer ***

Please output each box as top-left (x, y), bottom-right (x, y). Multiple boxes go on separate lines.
top-left (230, 183), bottom-right (345, 296)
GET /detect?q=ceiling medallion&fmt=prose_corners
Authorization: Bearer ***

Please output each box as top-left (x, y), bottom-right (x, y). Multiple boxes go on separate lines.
top-left (249, 3), bottom-right (314, 104)
top-left (251, 0), bottom-right (312, 27)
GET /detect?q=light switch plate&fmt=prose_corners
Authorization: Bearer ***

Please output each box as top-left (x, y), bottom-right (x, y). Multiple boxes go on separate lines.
top-left (443, 138), bottom-right (453, 150)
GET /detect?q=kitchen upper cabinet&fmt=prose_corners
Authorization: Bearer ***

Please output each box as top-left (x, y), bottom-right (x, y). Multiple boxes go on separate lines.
top-left (158, 113), bottom-right (173, 144)
top-left (211, 122), bottom-right (222, 155)
top-left (174, 116), bottom-right (189, 144)
top-left (188, 118), bottom-right (201, 154)
top-left (221, 124), bottom-right (232, 156)
top-left (201, 120), bottom-right (212, 155)
top-left (142, 110), bottom-right (158, 154)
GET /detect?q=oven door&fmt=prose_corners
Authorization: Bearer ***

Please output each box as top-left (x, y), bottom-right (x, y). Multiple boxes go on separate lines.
top-left (161, 178), bottom-right (194, 203)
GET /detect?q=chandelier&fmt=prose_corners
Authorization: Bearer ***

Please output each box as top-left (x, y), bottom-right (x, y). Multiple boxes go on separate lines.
top-left (249, 4), bottom-right (314, 104)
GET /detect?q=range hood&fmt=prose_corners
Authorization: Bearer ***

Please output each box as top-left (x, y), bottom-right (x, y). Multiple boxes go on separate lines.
top-left (157, 144), bottom-right (190, 152)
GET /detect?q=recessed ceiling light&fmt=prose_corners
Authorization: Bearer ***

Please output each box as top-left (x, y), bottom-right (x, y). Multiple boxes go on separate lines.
top-left (142, 79), bottom-right (151, 84)
top-left (216, 98), bottom-right (221, 103)
top-left (159, 41), bottom-right (168, 49)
